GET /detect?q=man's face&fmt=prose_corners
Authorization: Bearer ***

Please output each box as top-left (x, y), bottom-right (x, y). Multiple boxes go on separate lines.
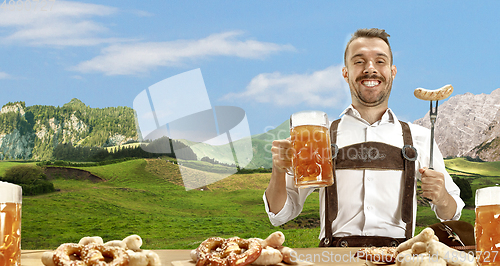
top-left (342, 37), bottom-right (397, 108)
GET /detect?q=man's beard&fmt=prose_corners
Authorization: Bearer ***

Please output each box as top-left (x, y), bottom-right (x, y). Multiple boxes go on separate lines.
top-left (350, 74), bottom-right (392, 107)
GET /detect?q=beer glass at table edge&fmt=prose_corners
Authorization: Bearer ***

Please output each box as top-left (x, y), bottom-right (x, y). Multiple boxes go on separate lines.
top-left (475, 186), bottom-right (500, 266)
top-left (0, 181), bottom-right (22, 266)
top-left (286, 110), bottom-right (334, 188)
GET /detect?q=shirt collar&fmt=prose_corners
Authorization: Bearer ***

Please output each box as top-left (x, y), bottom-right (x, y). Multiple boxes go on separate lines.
top-left (340, 104), bottom-right (397, 125)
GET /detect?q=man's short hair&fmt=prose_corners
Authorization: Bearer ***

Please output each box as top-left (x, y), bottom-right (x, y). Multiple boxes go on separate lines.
top-left (344, 28), bottom-right (393, 65)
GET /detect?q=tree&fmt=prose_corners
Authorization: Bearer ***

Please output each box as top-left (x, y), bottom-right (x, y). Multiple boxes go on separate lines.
top-left (452, 176), bottom-right (473, 201)
top-left (1, 165), bottom-right (55, 196)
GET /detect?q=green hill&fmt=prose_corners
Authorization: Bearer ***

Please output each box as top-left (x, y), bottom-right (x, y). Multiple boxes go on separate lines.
top-left (174, 119), bottom-right (289, 169)
top-left (2, 158), bottom-right (480, 249)
top-left (444, 157), bottom-right (500, 207)
top-left (19, 159), bottom-right (320, 250)
top-left (445, 157), bottom-right (500, 176)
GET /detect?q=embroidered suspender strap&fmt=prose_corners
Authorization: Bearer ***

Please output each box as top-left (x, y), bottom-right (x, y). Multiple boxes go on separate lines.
top-left (399, 120), bottom-right (417, 240)
top-left (322, 119), bottom-right (341, 246)
top-left (321, 119), bottom-right (417, 247)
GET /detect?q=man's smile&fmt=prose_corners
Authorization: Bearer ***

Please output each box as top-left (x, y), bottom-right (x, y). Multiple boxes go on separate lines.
top-left (361, 80), bottom-right (381, 88)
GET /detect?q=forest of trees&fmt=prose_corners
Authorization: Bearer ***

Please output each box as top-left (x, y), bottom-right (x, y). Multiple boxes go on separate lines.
top-left (50, 137), bottom-right (198, 162)
top-left (1, 99), bottom-right (139, 160)
top-left (0, 99), bottom-right (237, 167)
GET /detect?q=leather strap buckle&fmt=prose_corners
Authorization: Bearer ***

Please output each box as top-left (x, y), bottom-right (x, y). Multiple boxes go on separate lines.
top-left (331, 144), bottom-right (338, 159)
top-left (402, 145), bottom-right (418, 161)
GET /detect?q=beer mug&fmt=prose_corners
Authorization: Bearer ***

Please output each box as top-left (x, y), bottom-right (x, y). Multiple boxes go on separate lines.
top-left (0, 181), bottom-right (22, 266)
top-left (475, 186), bottom-right (500, 266)
top-left (287, 110), bottom-right (334, 188)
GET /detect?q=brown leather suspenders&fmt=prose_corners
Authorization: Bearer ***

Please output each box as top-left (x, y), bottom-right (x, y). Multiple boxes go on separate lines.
top-left (320, 119), bottom-right (418, 247)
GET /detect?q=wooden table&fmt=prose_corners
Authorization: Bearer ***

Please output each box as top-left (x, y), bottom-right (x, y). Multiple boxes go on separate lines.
top-left (21, 248), bottom-right (368, 266)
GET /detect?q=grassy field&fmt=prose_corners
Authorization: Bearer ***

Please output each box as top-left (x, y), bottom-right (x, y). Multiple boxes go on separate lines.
top-left (15, 159), bottom-right (320, 250)
top-left (444, 157), bottom-right (500, 207)
top-left (0, 161), bottom-right (37, 176)
top-left (1, 157), bottom-right (498, 250)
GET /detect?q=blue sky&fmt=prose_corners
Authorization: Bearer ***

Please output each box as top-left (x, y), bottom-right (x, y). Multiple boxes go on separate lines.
top-left (1, 0), bottom-right (499, 138)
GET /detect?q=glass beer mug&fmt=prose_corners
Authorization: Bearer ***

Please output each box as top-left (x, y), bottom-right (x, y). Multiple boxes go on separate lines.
top-left (475, 186), bottom-right (500, 266)
top-left (287, 110), bottom-right (334, 188)
top-left (0, 181), bottom-right (22, 266)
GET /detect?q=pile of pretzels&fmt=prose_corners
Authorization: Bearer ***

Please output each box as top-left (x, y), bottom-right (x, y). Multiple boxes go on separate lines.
top-left (191, 231), bottom-right (298, 266)
top-left (41, 235), bottom-right (161, 266)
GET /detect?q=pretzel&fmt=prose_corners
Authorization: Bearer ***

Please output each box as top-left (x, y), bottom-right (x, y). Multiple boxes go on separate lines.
top-left (81, 244), bottom-right (129, 266)
top-left (44, 235), bottom-right (159, 266)
top-left (356, 246), bottom-right (398, 264)
top-left (414, 84), bottom-right (453, 101)
top-left (195, 237), bottom-right (262, 266)
top-left (53, 243), bottom-right (86, 266)
top-left (192, 232), bottom-right (297, 266)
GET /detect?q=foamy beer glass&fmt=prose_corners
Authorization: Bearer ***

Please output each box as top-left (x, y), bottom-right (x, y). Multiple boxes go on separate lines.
top-left (475, 186), bottom-right (500, 266)
top-left (288, 110), bottom-right (333, 188)
top-left (0, 181), bottom-right (22, 266)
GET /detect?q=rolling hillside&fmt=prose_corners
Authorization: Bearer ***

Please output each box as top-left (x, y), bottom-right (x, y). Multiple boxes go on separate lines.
top-left (17, 159), bottom-right (321, 250)
top-left (175, 119), bottom-right (289, 169)
top-left (4, 157), bottom-right (495, 249)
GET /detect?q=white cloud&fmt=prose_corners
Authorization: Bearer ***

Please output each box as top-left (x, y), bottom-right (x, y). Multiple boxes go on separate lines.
top-left (0, 1), bottom-right (294, 76)
top-left (221, 65), bottom-right (351, 108)
top-left (0, 72), bottom-right (11, 79)
top-left (71, 31), bottom-right (296, 76)
top-left (0, 1), bottom-right (127, 46)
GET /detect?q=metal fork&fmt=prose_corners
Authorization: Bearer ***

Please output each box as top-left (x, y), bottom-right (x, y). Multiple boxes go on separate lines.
top-left (429, 100), bottom-right (438, 170)
top-left (439, 223), bottom-right (465, 246)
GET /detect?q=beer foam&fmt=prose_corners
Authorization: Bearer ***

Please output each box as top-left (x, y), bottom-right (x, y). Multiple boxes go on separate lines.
top-left (0, 181), bottom-right (22, 203)
top-left (476, 186), bottom-right (500, 207)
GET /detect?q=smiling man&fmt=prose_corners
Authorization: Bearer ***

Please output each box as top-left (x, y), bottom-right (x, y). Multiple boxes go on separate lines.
top-left (264, 28), bottom-right (464, 247)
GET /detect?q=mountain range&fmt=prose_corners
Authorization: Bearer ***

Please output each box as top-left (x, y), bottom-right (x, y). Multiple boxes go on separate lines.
top-left (0, 99), bottom-right (137, 160)
top-left (413, 88), bottom-right (500, 161)
top-left (1, 88), bottom-right (500, 165)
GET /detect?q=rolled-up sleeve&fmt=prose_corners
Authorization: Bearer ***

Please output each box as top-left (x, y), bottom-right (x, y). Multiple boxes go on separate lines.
top-left (431, 148), bottom-right (465, 221)
top-left (263, 173), bottom-right (315, 226)
top-left (413, 125), bottom-right (465, 221)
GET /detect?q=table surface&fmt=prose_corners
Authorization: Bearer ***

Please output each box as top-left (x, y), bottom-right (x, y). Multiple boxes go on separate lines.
top-left (21, 248), bottom-right (369, 266)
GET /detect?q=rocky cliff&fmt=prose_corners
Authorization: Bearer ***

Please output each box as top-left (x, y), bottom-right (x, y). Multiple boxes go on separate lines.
top-left (466, 107), bottom-right (500, 161)
top-left (413, 88), bottom-right (500, 161)
top-left (0, 99), bottom-right (138, 160)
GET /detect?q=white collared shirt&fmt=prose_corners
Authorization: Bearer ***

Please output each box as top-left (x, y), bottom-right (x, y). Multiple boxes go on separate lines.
top-left (263, 105), bottom-right (465, 239)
